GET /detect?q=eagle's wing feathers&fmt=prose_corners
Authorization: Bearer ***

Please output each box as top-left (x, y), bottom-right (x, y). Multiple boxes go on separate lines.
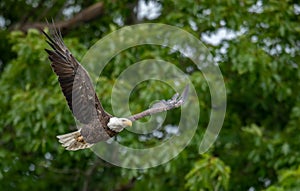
top-left (43, 29), bottom-right (110, 124)
top-left (128, 85), bottom-right (189, 121)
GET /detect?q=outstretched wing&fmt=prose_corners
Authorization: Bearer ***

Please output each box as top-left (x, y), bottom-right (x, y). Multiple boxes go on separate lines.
top-left (43, 27), bottom-right (111, 124)
top-left (128, 85), bottom-right (189, 121)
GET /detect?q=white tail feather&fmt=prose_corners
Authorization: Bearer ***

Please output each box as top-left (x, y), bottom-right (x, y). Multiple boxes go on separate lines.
top-left (56, 129), bottom-right (94, 151)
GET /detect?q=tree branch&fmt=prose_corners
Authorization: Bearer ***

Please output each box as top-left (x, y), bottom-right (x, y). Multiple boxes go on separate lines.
top-left (10, 2), bottom-right (104, 34)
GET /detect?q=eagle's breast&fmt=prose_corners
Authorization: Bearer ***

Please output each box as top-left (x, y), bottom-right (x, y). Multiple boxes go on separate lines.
top-left (80, 117), bottom-right (118, 144)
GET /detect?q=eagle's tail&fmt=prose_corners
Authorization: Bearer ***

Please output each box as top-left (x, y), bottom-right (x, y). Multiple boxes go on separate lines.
top-left (56, 129), bottom-right (94, 151)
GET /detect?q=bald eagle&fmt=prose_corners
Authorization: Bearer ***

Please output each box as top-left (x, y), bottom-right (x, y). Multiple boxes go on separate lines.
top-left (43, 27), bottom-right (188, 151)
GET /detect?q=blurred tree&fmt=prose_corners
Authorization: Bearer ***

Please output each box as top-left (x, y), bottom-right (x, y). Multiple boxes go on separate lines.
top-left (0, 0), bottom-right (299, 190)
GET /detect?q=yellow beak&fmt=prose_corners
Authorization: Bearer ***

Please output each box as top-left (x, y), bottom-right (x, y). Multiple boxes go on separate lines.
top-left (124, 120), bottom-right (132, 127)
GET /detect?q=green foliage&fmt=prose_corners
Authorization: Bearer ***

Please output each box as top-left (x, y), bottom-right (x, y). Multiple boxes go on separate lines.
top-left (0, 0), bottom-right (299, 191)
top-left (185, 154), bottom-right (230, 191)
top-left (265, 166), bottom-right (300, 191)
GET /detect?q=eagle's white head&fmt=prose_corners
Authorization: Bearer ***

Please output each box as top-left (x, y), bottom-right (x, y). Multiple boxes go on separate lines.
top-left (107, 117), bottom-right (132, 132)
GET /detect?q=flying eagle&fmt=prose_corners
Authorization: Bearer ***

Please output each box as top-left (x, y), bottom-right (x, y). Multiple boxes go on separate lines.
top-left (43, 27), bottom-right (188, 151)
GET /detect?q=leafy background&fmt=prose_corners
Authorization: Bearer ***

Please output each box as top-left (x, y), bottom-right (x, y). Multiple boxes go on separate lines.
top-left (0, 0), bottom-right (299, 190)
